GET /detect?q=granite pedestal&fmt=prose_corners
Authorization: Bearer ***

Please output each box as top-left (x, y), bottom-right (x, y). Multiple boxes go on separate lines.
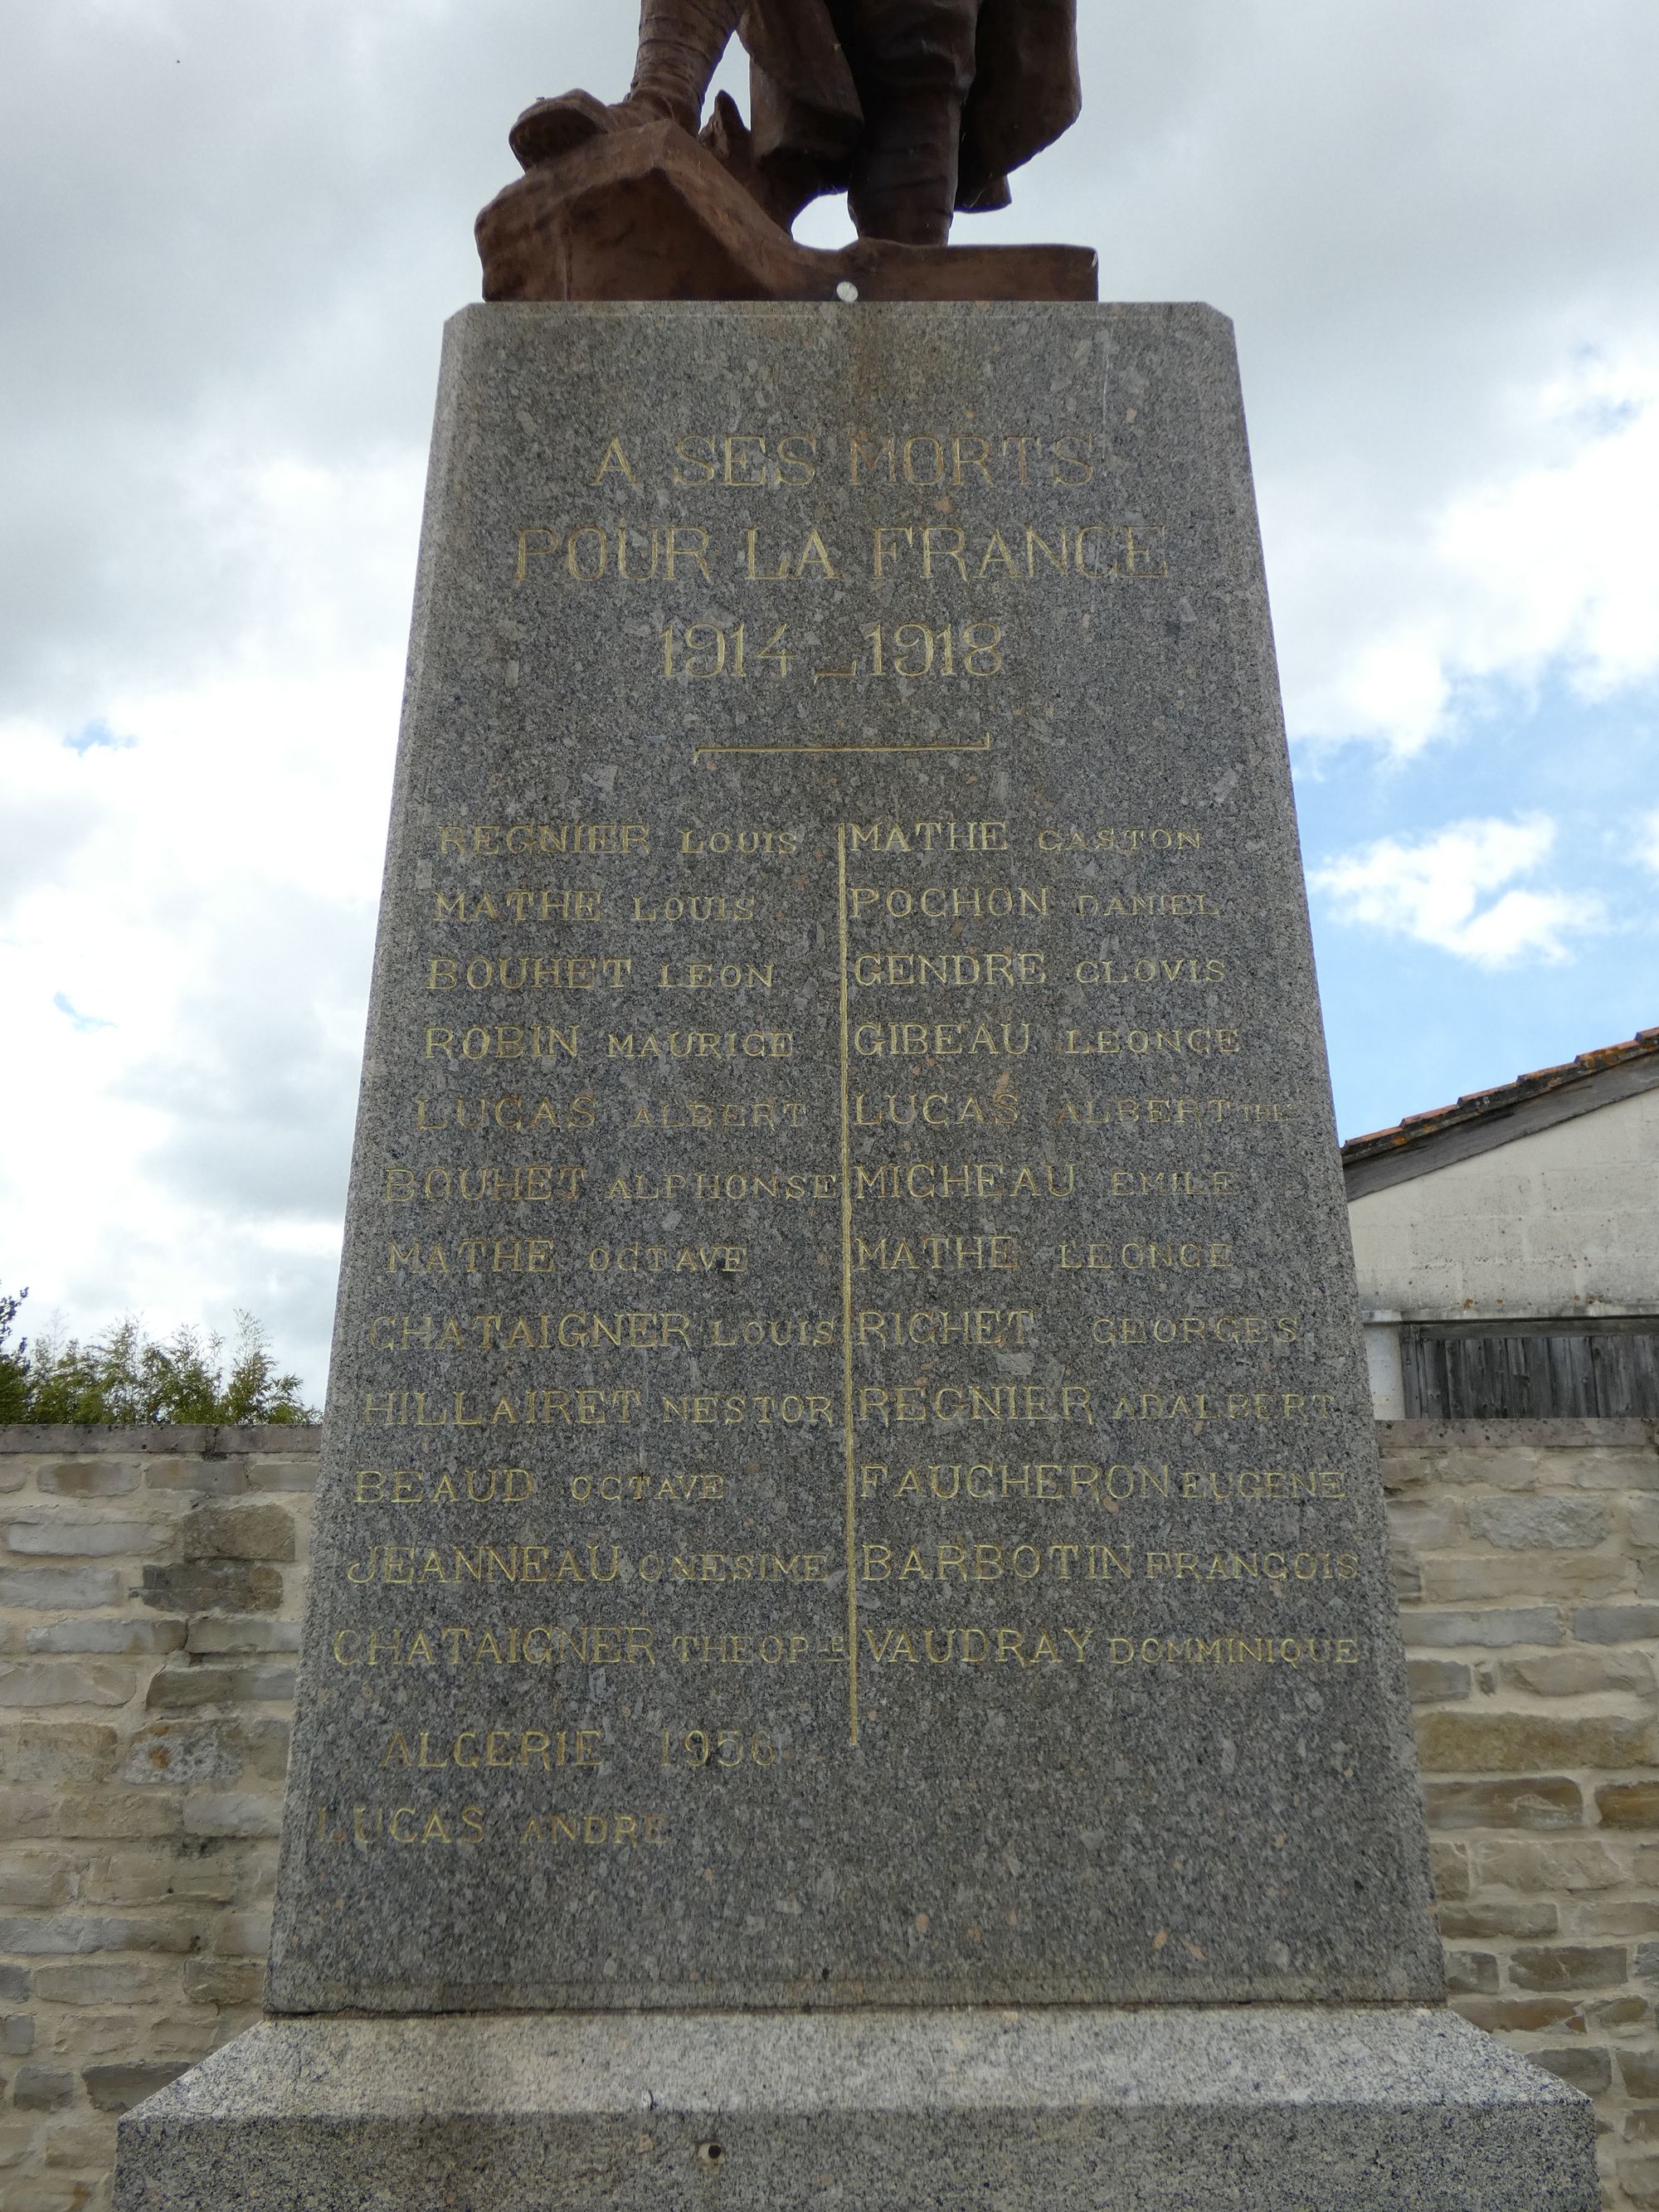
top-left (117, 2007), bottom-right (1593, 2211)
top-left (116, 301), bottom-right (1599, 2207)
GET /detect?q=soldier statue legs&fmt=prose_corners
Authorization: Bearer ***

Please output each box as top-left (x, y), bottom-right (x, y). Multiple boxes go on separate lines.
top-left (828, 0), bottom-right (981, 246)
top-left (512, 0), bottom-right (982, 248)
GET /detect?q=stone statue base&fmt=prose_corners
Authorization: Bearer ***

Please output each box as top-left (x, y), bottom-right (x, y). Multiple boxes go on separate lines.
top-left (475, 120), bottom-right (1097, 303)
top-left (116, 2006), bottom-right (1596, 2211)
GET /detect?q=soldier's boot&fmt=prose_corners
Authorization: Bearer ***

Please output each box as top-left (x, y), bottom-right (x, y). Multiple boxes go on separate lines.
top-left (836, 0), bottom-right (980, 245)
top-left (511, 0), bottom-right (740, 169)
top-left (847, 87), bottom-right (965, 246)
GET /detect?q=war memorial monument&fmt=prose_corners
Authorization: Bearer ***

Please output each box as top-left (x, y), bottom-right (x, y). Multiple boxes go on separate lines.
top-left (116, 5), bottom-right (1601, 2205)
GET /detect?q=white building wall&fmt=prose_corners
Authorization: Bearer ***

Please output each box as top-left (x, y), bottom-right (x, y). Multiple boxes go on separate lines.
top-left (1347, 1083), bottom-right (1659, 1325)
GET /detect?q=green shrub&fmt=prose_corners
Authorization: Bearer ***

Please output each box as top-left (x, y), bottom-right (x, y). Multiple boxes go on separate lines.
top-left (0, 1288), bottom-right (317, 1426)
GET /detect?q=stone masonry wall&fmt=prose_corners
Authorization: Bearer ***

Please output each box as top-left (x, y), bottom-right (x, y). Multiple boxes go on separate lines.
top-left (1, 1419), bottom-right (1656, 2210)
top-left (0, 1428), bottom-right (313, 2212)
top-left (1389, 1417), bottom-right (1659, 2212)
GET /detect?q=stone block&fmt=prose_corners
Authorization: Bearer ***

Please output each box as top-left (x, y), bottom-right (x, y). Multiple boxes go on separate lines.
top-left (183, 1619), bottom-right (300, 1655)
top-left (181, 1959), bottom-right (265, 2006)
top-left (181, 1505), bottom-right (294, 1563)
top-left (1422, 1778), bottom-right (1582, 1831)
top-left (130, 2017), bottom-right (228, 2065)
top-left (1377, 1449), bottom-right (1436, 1495)
top-left (1584, 1995), bottom-right (1649, 2029)
top-left (1622, 2151), bottom-right (1659, 2210)
top-left (1547, 1449), bottom-right (1659, 1492)
top-left (1416, 1713), bottom-right (1657, 1772)
top-left (1421, 1556), bottom-right (1623, 1602)
top-left (1503, 1650), bottom-right (1655, 1696)
top-left (1428, 1840), bottom-right (1471, 1899)
top-left (0, 1567), bottom-right (121, 1609)
top-left (144, 1662), bottom-right (294, 1710)
top-left (1573, 1605), bottom-right (1659, 1644)
top-left (1638, 1942), bottom-right (1659, 1981)
top-left (119, 1717), bottom-right (289, 1789)
top-left (1401, 1607), bottom-right (1564, 1648)
top-left (84, 2064), bottom-right (192, 2114)
top-left (51, 2010), bottom-right (193, 2064)
top-left (143, 1458), bottom-right (246, 1495)
top-left (1623, 2051), bottom-right (1659, 2099)
top-left (1473, 1840), bottom-right (1626, 1894)
top-left (0, 1913), bottom-right (196, 1957)
top-left (1572, 1900), bottom-right (1659, 1936)
top-left (1629, 2112), bottom-right (1659, 2144)
top-left (1384, 1500), bottom-right (1462, 1548)
top-left (12, 2067), bottom-right (76, 2110)
top-left (1386, 1446), bottom-right (1543, 1493)
top-left (244, 1456), bottom-right (319, 1494)
top-left (0, 1723), bottom-right (120, 1786)
top-left (204, 1908), bottom-right (274, 1957)
top-left (112, 2009), bottom-right (1600, 2212)
top-left (1598, 1783), bottom-right (1659, 1830)
top-left (0, 2120), bottom-right (44, 2168)
top-left (233, 1844), bottom-right (281, 1903)
top-left (40, 2118), bottom-right (119, 2168)
top-left (139, 1563), bottom-right (282, 1615)
top-left (1407, 1659), bottom-right (1471, 1701)
top-left (1466, 1498), bottom-right (1613, 1552)
top-left (32, 1961), bottom-right (178, 2005)
top-left (3, 1519), bottom-right (155, 1558)
top-left (0, 1964), bottom-right (30, 2002)
top-left (0, 1663), bottom-right (135, 1709)
top-left (0, 2012), bottom-right (33, 2055)
top-left (37, 1461), bottom-right (141, 1497)
top-left (11, 2181), bottom-right (119, 2212)
top-left (2, 1789), bottom-right (182, 1841)
top-left (1452, 1995), bottom-right (1584, 2031)
top-left (1439, 1902), bottom-right (1559, 1939)
top-left (0, 1857), bottom-right (75, 1911)
top-left (1530, 2047), bottom-right (1613, 2096)
top-left (1443, 1950), bottom-right (1499, 1994)
top-left (26, 1620), bottom-right (186, 1656)
top-left (182, 1791), bottom-right (283, 1840)
top-left (83, 1848), bottom-right (239, 1908)
top-left (1509, 1946), bottom-right (1628, 1992)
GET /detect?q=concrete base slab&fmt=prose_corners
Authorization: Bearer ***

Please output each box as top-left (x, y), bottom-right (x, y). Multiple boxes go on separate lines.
top-left (115, 2004), bottom-right (1598, 2210)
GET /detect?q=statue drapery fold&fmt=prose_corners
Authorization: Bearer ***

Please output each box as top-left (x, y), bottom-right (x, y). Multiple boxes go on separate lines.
top-left (739, 0), bottom-right (1080, 214)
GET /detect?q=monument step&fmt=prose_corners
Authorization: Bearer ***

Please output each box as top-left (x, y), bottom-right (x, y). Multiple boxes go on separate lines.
top-left (115, 2003), bottom-right (1596, 2211)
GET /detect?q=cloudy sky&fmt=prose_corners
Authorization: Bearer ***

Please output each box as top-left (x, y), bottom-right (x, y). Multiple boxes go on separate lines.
top-left (3, 0), bottom-right (1657, 1401)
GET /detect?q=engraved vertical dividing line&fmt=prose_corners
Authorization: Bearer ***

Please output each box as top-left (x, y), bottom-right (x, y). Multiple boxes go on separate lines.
top-left (836, 825), bottom-right (860, 1748)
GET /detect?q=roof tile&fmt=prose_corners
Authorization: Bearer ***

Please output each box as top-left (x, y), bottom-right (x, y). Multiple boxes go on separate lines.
top-left (1342, 1028), bottom-right (1659, 1164)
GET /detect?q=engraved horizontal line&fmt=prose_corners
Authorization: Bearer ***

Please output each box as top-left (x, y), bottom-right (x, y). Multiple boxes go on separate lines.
top-left (689, 732), bottom-right (994, 764)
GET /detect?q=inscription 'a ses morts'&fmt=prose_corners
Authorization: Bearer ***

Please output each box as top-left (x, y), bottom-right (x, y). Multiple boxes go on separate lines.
top-left (265, 304), bottom-right (1442, 2015)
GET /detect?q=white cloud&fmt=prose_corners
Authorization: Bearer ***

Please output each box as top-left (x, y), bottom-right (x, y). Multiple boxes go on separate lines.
top-left (7, 0), bottom-right (1659, 1393)
top-left (1276, 348), bottom-right (1659, 754)
top-left (1309, 814), bottom-right (1603, 967)
top-left (1636, 808), bottom-right (1659, 878)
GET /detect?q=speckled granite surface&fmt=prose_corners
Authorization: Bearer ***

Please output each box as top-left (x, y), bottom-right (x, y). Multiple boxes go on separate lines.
top-left (115, 304), bottom-right (1598, 2212)
top-left (116, 2005), bottom-right (1598, 2210)
top-left (269, 302), bottom-right (1438, 2014)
